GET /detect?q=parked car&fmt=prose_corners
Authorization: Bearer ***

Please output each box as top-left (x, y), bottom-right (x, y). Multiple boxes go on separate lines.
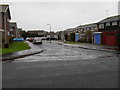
top-left (28, 38), bottom-right (34, 42)
top-left (13, 38), bottom-right (24, 42)
top-left (41, 37), bottom-right (47, 40)
top-left (26, 37), bottom-right (30, 41)
top-left (33, 37), bottom-right (42, 44)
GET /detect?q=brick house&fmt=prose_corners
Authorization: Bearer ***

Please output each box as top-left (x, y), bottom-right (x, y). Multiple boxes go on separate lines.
top-left (0, 4), bottom-right (11, 48)
top-left (76, 23), bottom-right (98, 43)
top-left (10, 22), bottom-right (17, 38)
top-left (75, 26), bottom-right (86, 42)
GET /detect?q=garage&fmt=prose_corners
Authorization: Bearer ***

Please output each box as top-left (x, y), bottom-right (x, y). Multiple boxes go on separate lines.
top-left (93, 32), bottom-right (102, 44)
top-left (75, 33), bottom-right (80, 42)
top-left (102, 31), bottom-right (117, 46)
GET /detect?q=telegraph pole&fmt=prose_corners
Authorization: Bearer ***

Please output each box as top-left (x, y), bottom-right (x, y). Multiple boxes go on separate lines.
top-left (106, 10), bottom-right (109, 17)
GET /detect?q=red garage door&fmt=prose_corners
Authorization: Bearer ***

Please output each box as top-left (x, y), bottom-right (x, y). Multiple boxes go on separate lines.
top-left (102, 31), bottom-right (117, 46)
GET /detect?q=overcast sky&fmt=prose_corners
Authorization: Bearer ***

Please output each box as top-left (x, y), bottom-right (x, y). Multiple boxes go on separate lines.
top-left (0, 0), bottom-right (119, 32)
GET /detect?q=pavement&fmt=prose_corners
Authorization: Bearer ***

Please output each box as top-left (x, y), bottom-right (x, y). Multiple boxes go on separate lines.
top-left (52, 41), bottom-right (119, 52)
top-left (2, 41), bottom-right (43, 61)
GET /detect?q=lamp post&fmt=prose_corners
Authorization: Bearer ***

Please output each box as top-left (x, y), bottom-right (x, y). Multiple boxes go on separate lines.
top-left (47, 24), bottom-right (51, 43)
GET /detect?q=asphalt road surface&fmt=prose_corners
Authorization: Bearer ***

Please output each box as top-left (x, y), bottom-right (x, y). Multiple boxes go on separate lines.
top-left (2, 41), bottom-right (118, 88)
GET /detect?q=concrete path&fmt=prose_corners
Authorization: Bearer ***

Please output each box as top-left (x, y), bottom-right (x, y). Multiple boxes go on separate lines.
top-left (2, 41), bottom-right (43, 61)
top-left (52, 41), bottom-right (119, 52)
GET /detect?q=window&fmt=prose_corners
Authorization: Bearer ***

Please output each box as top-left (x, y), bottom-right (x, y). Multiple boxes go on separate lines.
top-left (10, 28), bottom-right (13, 31)
top-left (112, 22), bottom-right (117, 26)
top-left (106, 22), bottom-right (110, 26)
top-left (99, 24), bottom-right (104, 29)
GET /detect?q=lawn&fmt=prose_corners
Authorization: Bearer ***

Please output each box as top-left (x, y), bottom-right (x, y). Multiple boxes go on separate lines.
top-left (0, 42), bottom-right (31, 55)
top-left (64, 41), bottom-right (84, 44)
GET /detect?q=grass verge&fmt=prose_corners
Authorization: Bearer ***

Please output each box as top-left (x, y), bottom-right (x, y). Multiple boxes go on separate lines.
top-left (0, 42), bottom-right (31, 55)
top-left (64, 41), bottom-right (84, 44)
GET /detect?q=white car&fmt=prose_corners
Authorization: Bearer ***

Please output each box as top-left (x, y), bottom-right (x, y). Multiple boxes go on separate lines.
top-left (26, 37), bottom-right (30, 41)
top-left (33, 37), bottom-right (42, 44)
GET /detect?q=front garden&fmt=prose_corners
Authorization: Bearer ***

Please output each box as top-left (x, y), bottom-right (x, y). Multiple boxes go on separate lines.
top-left (0, 42), bottom-right (31, 55)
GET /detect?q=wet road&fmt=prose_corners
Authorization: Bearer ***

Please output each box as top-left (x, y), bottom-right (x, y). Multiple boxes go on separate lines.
top-left (2, 41), bottom-right (118, 88)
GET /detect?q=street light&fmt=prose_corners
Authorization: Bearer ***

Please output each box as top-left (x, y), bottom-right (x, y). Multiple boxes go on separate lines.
top-left (47, 24), bottom-right (51, 43)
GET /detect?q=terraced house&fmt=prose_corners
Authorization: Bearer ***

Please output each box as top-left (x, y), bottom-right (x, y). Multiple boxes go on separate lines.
top-left (76, 23), bottom-right (98, 43)
top-left (97, 15), bottom-right (120, 46)
top-left (62, 14), bottom-right (120, 48)
top-left (0, 4), bottom-right (11, 48)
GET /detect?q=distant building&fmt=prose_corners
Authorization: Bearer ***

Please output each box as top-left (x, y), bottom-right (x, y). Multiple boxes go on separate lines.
top-left (64, 28), bottom-right (76, 41)
top-left (27, 30), bottom-right (48, 37)
top-left (56, 31), bottom-right (65, 41)
top-left (10, 22), bottom-right (17, 38)
top-left (0, 4), bottom-right (11, 48)
top-left (64, 24), bottom-right (98, 43)
top-left (77, 23), bottom-right (98, 43)
top-left (16, 28), bottom-right (22, 38)
top-left (49, 31), bottom-right (55, 38)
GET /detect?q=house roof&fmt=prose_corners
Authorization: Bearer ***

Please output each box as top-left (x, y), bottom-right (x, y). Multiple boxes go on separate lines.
top-left (76, 23), bottom-right (97, 29)
top-left (27, 30), bottom-right (48, 33)
top-left (64, 28), bottom-right (76, 31)
top-left (98, 15), bottom-right (120, 24)
top-left (0, 4), bottom-right (11, 19)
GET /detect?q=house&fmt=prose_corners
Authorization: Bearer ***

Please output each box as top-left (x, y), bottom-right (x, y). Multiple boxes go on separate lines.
top-left (62, 15), bottom-right (120, 46)
top-left (57, 31), bottom-right (65, 41)
top-left (0, 4), bottom-right (11, 48)
top-left (76, 23), bottom-right (98, 43)
top-left (64, 28), bottom-right (76, 41)
top-left (10, 22), bottom-right (17, 38)
top-left (75, 25), bottom-right (86, 42)
top-left (97, 15), bottom-right (120, 46)
top-left (16, 28), bottom-right (23, 38)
